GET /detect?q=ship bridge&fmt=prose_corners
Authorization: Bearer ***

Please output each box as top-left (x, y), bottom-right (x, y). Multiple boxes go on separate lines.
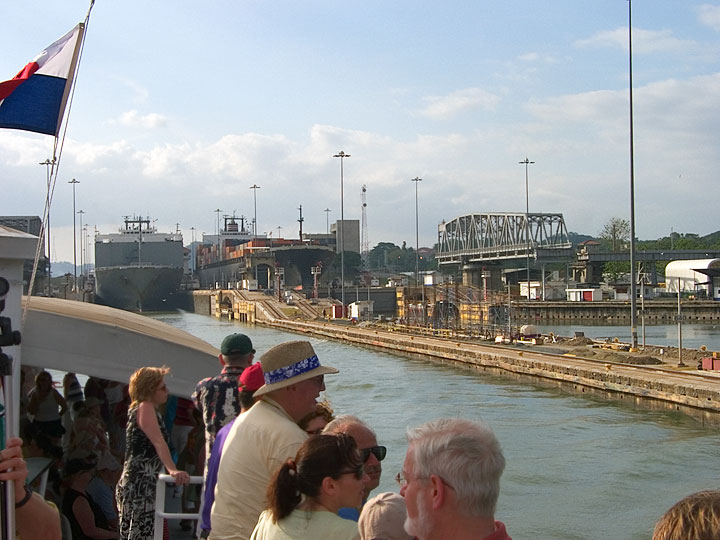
top-left (437, 212), bottom-right (574, 290)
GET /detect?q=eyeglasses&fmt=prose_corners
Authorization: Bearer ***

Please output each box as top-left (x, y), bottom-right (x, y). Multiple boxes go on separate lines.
top-left (395, 471), bottom-right (412, 488)
top-left (395, 471), bottom-right (454, 490)
top-left (360, 445), bottom-right (387, 463)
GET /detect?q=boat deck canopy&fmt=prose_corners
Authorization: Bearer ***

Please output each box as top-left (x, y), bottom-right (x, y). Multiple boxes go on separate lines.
top-left (20, 297), bottom-right (219, 398)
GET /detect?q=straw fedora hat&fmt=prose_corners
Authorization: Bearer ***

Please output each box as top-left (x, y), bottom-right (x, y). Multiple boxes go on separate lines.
top-left (254, 341), bottom-right (338, 397)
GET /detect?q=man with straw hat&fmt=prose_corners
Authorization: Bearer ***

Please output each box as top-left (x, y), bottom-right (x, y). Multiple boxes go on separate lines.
top-left (209, 341), bottom-right (338, 540)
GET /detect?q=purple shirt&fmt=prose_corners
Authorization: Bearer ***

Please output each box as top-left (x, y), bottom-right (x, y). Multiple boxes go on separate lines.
top-left (200, 418), bottom-right (236, 532)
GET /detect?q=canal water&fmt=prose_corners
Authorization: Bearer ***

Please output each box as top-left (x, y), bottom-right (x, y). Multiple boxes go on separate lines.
top-left (152, 312), bottom-right (720, 540)
top-left (536, 323), bottom-right (720, 351)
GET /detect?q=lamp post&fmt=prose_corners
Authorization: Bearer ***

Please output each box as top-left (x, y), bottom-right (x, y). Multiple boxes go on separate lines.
top-left (40, 158), bottom-right (54, 294)
top-left (519, 158), bottom-right (534, 305)
top-left (628, 0), bottom-right (639, 350)
top-left (214, 208), bottom-right (222, 262)
top-left (333, 151), bottom-right (350, 310)
top-left (250, 184), bottom-right (261, 282)
top-left (324, 208), bottom-right (331, 234)
top-left (250, 184), bottom-right (260, 237)
top-left (77, 210), bottom-right (85, 280)
top-left (411, 177), bottom-right (423, 323)
top-left (82, 224), bottom-right (88, 279)
top-left (68, 178), bottom-right (80, 290)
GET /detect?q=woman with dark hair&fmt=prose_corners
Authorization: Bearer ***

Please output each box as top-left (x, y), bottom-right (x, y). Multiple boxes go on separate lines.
top-left (28, 370), bottom-right (67, 445)
top-left (62, 459), bottom-right (119, 540)
top-left (250, 433), bottom-right (366, 540)
top-left (116, 366), bottom-right (189, 540)
top-left (297, 400), bottom-right (335, 436)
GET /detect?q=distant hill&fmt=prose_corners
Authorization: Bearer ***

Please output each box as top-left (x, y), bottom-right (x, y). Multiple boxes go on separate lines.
top-left (567, 231), bottom-right (595, 246)
top-left (51, 261), bottom-right (94, 275)
top-left (702, 230), bottom-right (720, 245)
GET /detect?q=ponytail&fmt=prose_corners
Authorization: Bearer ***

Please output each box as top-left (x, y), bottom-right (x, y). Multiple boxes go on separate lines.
top-left (266, 434), bottom-right (362, 522)
top-left (267, 459), bottom-right (302, 521)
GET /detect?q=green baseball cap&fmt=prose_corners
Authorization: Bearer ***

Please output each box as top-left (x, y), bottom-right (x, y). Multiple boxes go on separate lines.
top-left (220, 333), bottom-right (255, 355)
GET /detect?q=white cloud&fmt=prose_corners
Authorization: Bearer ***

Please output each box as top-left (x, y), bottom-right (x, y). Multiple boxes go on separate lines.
top-left (575, 28), bottom-right (695, 54)
top-left (517, 52), bottom-right (559, 64)
top-left (697, 4), bottom-right (720, 31)
top-left (417, 88), bottom-right (500, 120)
top-left (3, 72), bottom-right (720, 261)
top-left (117, 110), bottom-right (167, 129)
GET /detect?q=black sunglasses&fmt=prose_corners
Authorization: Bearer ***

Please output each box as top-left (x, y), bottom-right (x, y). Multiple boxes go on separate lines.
top-left (361, 445), bottom-right (387, 462)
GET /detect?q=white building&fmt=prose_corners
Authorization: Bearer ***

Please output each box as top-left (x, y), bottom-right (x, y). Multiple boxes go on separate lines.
top-left (665, 259), bottom-right (720, 299)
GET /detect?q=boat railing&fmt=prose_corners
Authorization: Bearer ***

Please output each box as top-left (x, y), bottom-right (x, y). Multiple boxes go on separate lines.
top-left (154, 473), bottom-right (203, 540)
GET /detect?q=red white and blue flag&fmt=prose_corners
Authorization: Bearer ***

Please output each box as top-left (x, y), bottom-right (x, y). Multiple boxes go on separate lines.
top-left (0, 23), bottom-right (84, 136)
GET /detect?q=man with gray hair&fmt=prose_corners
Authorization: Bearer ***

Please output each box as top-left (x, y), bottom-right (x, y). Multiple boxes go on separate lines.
top-left (324, 415), bottom-right (386, 520)
top-left (399, 418), bottom-right (511, 540)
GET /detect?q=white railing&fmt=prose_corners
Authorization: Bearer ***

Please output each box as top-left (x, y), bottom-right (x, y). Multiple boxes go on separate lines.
top-left (153, 473), bottom-right (204, 540)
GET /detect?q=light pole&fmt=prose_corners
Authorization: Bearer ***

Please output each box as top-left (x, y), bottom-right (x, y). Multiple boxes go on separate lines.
top-left (40, 158), bottom-right (54, 294)
top-left (77, 210), bottom-right (85, 279)
top-left (214, 208), bottom-right (222, 261)
top-left (333, 151), bottom-right (350, 310)
top-left (324, 208), bottom-right (331, 234)
top-left (82, 224), bottom-right (88, 279)
top-left (628, 0), bottom-right (639, 350)
top-left (411, 177), bottom-right (423, 323)
top-left (519, 158), bottom-right (534, 305)
top-left (68, 178), bottom-right (79, 290)
top-left (250, 184), bottom-right (260, 237)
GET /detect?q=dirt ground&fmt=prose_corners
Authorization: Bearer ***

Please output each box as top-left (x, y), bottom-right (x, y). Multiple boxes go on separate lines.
top-left (544, 335), bottom-right (711, 368)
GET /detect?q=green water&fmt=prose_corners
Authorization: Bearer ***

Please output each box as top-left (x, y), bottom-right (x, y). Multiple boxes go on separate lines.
top-left (153, 311), bottom-right (720, 540)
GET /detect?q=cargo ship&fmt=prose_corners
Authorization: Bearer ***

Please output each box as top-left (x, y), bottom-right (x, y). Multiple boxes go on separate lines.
top-left (94, 216), bottom-right (184, 312)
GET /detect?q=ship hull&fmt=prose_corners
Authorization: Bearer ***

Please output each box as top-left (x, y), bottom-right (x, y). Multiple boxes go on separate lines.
top-left (95, 266), bottom-right (183, 312)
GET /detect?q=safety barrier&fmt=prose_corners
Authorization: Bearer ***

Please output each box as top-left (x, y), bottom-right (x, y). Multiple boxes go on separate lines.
top-left (153, 473), bottom-right (203, 540)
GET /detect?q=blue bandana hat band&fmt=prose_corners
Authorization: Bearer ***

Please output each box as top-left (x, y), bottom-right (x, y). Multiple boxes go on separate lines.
top-left (264, 355), bottom-right (321, 385)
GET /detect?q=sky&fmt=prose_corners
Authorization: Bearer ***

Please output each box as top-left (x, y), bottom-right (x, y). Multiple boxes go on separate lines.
top-left (2, 1), bottom-right (720, 264)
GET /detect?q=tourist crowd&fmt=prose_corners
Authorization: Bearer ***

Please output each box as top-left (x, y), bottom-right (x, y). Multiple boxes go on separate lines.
top-left (7, 332), bottom-right (720, 540)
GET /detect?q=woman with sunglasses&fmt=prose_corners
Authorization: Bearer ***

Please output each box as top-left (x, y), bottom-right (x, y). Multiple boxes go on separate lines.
top-left (250, 433), bottom-right (367, 540)
top-left (116, 366), bottom-right (189, 540)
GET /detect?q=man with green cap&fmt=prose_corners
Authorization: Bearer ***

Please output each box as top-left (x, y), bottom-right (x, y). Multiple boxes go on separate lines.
top-left (192, 333), bottom-right (255, 460)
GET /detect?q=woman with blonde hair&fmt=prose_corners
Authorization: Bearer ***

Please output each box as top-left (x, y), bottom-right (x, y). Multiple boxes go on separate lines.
top-left (251, 433), bottom-right (366, 540)
top-left (116, 366), bottom-right (189, 540)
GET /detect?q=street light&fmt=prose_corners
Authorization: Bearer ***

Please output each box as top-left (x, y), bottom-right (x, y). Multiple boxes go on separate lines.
top-left (333, 150), bottom-right (350, 310)
top-left (68, 178), bottom-right (80, 290)
top-left (519, 158), bottom-right (534, 305)
top-left (77, 210), bottom-right (85, 279)
top-left (411, 177), bottom-right (423, 323)
top-left (250, 184), bottom-right (260, 237)
top-left (628, 0), bottom-right (639, 350)
top-left (214, 208), bottom-right (222, 262)
top-left (40, 158), bottom-right (54, 294)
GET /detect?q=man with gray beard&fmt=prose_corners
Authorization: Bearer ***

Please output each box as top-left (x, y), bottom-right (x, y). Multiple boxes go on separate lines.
top-left (398, 418), bottom-right (511, 540)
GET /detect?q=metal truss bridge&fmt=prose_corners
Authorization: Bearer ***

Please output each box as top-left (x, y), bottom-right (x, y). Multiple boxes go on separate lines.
top-left (436, 212), bottom-right (574, 266)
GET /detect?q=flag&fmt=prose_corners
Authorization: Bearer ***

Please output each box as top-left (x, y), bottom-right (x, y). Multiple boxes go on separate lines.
top-left (0, 23), bottom-right (84, 136)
